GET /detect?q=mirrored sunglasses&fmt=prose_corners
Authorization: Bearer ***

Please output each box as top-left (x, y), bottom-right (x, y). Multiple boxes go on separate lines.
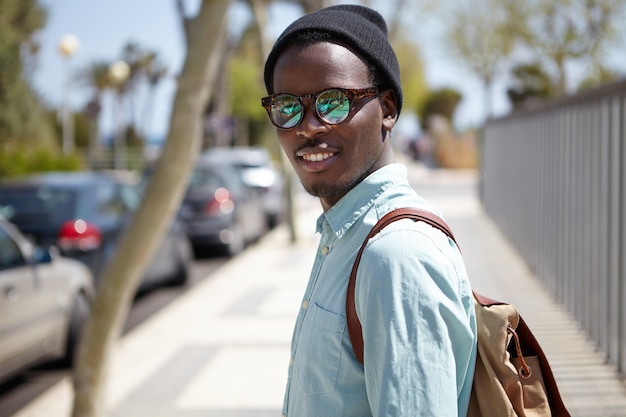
top-left (261, 87), bottom-right (379, 129)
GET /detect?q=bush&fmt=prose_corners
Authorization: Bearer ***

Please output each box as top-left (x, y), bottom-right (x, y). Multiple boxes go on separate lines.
top-left (418, 88), bottom-right (462, 131)
top-left (0, 148), bottom-right (83, 178)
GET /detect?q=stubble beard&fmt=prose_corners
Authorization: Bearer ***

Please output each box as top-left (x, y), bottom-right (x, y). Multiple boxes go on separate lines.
top-left (302, 179), bottom-right (353, 201)
top-left (297, 146), bottom-right (383, 204)
top-left (300, 169), bottom-right (371, 203)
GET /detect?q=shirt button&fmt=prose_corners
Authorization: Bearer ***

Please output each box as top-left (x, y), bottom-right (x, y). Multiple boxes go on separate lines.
top-left (289, 356), bottom-right (295, 365)
top-left (302, 300), bottom-right (309, 309)
top-left (321, 246), bottom-right (329, 255)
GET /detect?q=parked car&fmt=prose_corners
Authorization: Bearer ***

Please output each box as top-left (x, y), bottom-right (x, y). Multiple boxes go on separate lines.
top-left (0, 171), bottom-right (193, 293)
top-left (0, 218), bottom-right (94, 383)
top-left (202, 147), bottom-right (286, 228)
top-left (176, 156), bottom-right (267, 256)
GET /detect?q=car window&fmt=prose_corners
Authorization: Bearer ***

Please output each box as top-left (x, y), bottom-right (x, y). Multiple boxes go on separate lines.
top-left (0, 187), bottom-right (77, 225)
top-left (120, 183), bottom-right (141, 211)
top-left (0, 227), bottom-right (26, 270)
top-left (187, 168), bottom-right (225, 193)
top-left (94, 182), bottom-right (129, 215)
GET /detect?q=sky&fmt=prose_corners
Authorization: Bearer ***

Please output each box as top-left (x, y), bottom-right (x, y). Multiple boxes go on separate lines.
top-left (32, 0), bottom-right (622, 143)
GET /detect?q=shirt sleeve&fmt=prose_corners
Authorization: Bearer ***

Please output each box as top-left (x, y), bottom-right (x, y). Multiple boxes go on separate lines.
top-left (355, 222), bottom-right (474, 417)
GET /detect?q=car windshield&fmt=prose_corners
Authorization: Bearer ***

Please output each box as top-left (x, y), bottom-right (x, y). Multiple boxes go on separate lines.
top-left (186, 168), bottom-right (227, 193)
top-left (0, 187), bottom-right (77, 225)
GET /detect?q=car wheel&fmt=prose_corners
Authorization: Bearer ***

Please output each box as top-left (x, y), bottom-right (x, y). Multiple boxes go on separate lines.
top-left (62, 292), bottom-right (91, 366)
top-left (224, 224), bottom-right (245, 257)
top-left (168, 256), bottom-right (190, 287)
top-left (267, 213), bottom-right (279, 229)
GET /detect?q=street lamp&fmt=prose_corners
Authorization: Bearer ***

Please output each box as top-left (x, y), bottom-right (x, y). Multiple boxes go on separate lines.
top-left (108, 60), bottom-right (130, 170)
top-left (58, 34), bottom-right (79, 155)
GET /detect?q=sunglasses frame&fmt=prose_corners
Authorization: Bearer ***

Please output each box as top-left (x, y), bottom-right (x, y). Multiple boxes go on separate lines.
top-left (261, 87), bottom-right (379, 129)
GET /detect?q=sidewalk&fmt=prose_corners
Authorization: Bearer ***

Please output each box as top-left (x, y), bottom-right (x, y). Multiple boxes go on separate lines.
top-left (13, 164), bottom-right (626, 417)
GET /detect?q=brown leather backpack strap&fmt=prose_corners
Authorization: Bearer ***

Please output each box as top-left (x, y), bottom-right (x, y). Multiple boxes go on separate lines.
top-left (346, 208), bottom-right (457, 364)
top-left (515, 316), bottom-right (570, 416)
top-left (473, 291), bottom-right (506, 306)
top-left (346, 209), bottom-right (570, 415)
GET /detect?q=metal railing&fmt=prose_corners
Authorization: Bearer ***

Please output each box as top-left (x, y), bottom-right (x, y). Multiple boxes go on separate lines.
top-left (481, 80), bottom-right (626, 376)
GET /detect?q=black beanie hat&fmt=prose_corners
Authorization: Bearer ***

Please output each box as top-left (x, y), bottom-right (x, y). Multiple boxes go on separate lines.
top-left (263, 4), bottom-right (403, 114)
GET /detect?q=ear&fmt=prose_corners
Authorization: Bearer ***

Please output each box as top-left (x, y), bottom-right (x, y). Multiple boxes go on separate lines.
top-left (379, 90), bottom-right (399, 131)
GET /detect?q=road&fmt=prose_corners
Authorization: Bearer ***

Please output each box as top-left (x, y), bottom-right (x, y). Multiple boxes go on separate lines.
top-left (0, 251), bottom-right (229, 417)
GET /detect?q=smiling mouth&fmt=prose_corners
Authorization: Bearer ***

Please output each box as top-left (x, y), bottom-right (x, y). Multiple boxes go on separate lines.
top-left (301, 152), bottom-right (335, 162)
top-left (296, 142), bottom-right (339, 171)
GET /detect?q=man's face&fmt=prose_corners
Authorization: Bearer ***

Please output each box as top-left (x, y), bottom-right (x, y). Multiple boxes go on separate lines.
top-left (271, 42), bottom-right (397, 210)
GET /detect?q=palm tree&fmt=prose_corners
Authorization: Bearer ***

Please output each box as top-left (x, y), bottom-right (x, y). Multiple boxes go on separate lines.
top-left (121, 42), bottom-right (145, 137)
top-left (77, 60), bottom-right (113, 167)
top-left (142, 52), bottom-right (168, 141)
top-left (120, 43), bottom-right (170, 144)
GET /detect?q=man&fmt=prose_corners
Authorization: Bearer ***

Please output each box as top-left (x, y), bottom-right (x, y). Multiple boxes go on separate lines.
top-left (262, 5), bottom-right (477, 416)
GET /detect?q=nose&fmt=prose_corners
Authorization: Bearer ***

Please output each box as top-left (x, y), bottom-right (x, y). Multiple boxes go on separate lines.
top-left (295, 103), bottom-right (329, 138)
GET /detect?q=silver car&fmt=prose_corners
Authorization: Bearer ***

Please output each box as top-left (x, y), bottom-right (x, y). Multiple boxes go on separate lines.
top-left (178, 157), bottom-right (268, 256)
top-left (0, 218), bottom-right (95, 383)
top-left (201, 147), bottom-right (286, 229)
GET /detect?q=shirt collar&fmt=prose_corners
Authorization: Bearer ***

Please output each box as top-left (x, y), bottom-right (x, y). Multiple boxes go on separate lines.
top-left (316, 163), bottom-right (409, 239)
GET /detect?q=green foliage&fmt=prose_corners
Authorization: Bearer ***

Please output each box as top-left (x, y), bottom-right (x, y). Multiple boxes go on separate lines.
top-left (418, 88), bottom-right (462, 131)
top-left (0, 0), bottom-right (58, 150)
top-left (46, 109), bottom-right (94, 149)
top-left (226, 23), bottom-right (269, 148)
top-left (443, 0), bottom-right (626, 116)
top-left (507, 62), bottom-right (555, 109)
top-left (392, 39), bottom-right (428, 114)
top-left (578, 65), bottom-right (623, 92)
top-left (229, 23), bottom-right (265, 120)
top-left (76, 60), bottom-right (112, 94)
top-left (0, 147), bottom-right (83, 179)
top-left (444, 0), bottom-right (515, 81)
top-left (125, 126), bottom-right (145, 148)
top-left (441, 0), bottom-right (516, 119)
top-left (502, 0), bottom-right (626, 94)
top-left (74, 111), bottom-right (93, 149)
top-left (229, 56), bottom-right (267, 122)
top-left (75, 44), bottom-right (169, 148)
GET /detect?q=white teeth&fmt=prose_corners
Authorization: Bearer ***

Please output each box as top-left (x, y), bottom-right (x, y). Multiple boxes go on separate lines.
top-left (303, 153), bottom-right (333, 162)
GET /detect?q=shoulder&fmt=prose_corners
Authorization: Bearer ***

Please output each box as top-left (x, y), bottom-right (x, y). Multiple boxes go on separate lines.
top-left (364, 217), bottom-right (456, 262)
top-left (356, 218), bottom-right (463, 291)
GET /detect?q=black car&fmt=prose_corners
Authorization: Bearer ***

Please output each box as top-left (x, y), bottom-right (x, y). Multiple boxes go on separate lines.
top-left (0, 171), bottom-right (193, 293)
top-left (177, 156), bottom-right (267, 256)
top-left (0, 218), bottom-right (94, 383)
top-left (202, 147), bottom-right (286, 228)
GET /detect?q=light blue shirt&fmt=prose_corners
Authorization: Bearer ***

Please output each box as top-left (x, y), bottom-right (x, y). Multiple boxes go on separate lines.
top-left (282, 164), bottom-right (477, 417)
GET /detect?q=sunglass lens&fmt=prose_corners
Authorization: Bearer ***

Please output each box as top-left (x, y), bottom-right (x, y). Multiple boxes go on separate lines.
top-left (271, 94), bottom-right (302, 128)
top-left (316, 90), bottom-right (350, 124)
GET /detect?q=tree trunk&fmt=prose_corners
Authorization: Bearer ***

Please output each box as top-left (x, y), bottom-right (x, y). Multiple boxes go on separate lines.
top-left (555, 54), bottom-right (567, 95)
top-left (175, 0), bottom-right (192, 45)
top-left (483, 74), bottom-right (493, 122)
top-left (248, 0), bottom-right (299, 242)
top-left (70, 1), bottom-right (232, 416)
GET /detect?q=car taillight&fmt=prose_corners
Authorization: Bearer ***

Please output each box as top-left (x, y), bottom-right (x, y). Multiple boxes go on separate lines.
top-left (57, 220), bottom-right (102, 251)
top-left (204, 187), bottom-right (235, 215)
